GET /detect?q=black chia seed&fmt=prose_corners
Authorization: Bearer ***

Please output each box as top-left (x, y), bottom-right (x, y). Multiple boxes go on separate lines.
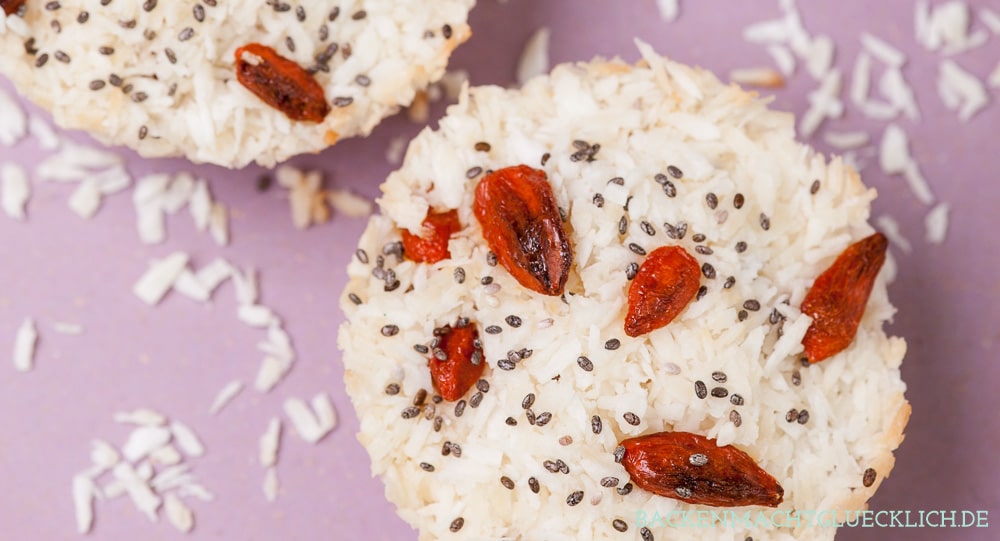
top-left (760, 213), bottom-right (771, 230)
top-left (505, 315), bottom-right (522, 328)
top-left (863, 468), bottom-right (877, 487)
top-left (384, 383), bottom-right (400, 395)
top-left (730, 393), bottom-right (744, 406)
top-left (380, 324), bottom-right (399, 337)
top-left (701, 263), bottom-right (716, 279)
top-left (419, 462), bottom-right (434, 472)
top-left (623, 412), bottom-right (640, 426)
top-left (484, 325), bottom-right (502, 335)
top-left (591, 415), bottom-right (602, 434)
top-left (453, 400), bottom-right (466, 417)
top-left (626, 262), bottom-right (638, 281)
top-left (695, 380), bottom-right (708, 399)
top-left (521, 393), bottom-right (535, 409)
top-left (730, 410), bottom-right (743, 426)
top-left (811, 179), bottom-right (821, 194)
top-left (743, 299), bottom-right (761, 311)
top-left (567, 490), bottom-right (584, 506)
top-left (797, 410), bottom-right (810, 424)
top-left (528, 477), bottom-right (540, 493)
top-left (577, 356), bottom-right (593, 372)
top-left (449, 517), bottom-right (464, 532)
top-left (733, 193), bottom-right (745, 209)
top-left (706, 193), bottom-right (718, 209)
top-left (604, 338), bottom-right (620, 350)
top-left (710, 387), bottom-right (728, 398)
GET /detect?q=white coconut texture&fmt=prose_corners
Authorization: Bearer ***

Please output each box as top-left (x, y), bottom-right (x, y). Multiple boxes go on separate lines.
top-left (338, 42), bottom-right (910, 541)
top-left (0, 1), bottom-right (474, 168)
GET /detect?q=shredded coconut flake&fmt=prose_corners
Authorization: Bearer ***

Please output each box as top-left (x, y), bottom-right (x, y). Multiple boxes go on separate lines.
top-left (122, 426), bottom-right (173, 462)
top-left (28, 115), bottom-right (61, 150)
top-left (823, 131), bottom-right (870, 149)
top-left (385, 136), bottom-right (408, 165)
top-left (283, 396), bottom-right (334, 444)
top-left (766, 44), bottom-right (797, 76)
top-left (133, 252), bottom-right (190, 306)
top-left (68, 180), bottom-right (103, 219)
top-left (516, 27), bottom-right (551, 85)
top-left (170, 421), bottom-right (205, 458)
top-left (925, 203), bottom-right (950, 244)
top-left (72, 475), bottom-right (97, 534)
top-left (112, 462), bottom-right (162, 522)
top-left (209, 203), bottom-right (229, 246)
top-left (861, 33), bottom-right (906, 68)
top-left (1, 162), bottom-right (30, 220)
top-left (655, 0), bottom-right (680, 22)
top-left (12, 317), bottom-right (37, 373)
top-left (0, 87), bottom-right (27, 146)
top-left (937, 59), bottom-right (989, 122)
top-left (259, 418), bottom-right (282, 467)
top-left (875, 215), bottom-right (913, 253)
top-left (982, 7), bottom-right (1000, 34)
top-left (263, 467), bottom-right (279, 502)
top-left (114, 408), bottom-right (167, 426)
top-left (164, 493), bottom-right (194, 533)
top-left (210, 380), bottom-right (244, 415)
top-left (729, 67), bottom-right (785, 88)
top-left (328, 188), bottom-right (374, 218)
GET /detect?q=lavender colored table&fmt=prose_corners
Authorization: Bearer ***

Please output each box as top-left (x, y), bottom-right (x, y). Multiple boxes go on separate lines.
top-left (1, 1), bottom-right (997, 540)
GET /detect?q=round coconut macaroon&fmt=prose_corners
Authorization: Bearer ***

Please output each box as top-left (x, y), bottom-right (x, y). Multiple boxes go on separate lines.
top-left (0, 0), bottom-right (474, 167)
top-left (338, 41), bottom-right (910, 541)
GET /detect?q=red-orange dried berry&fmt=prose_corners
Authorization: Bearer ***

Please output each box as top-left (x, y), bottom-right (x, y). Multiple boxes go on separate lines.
top-left (234, 43), bottom-right (330, 123)
top-left (401, 209), bottom-right (461, 264)
top-left (620, 431), bottom-right (784, 508)
top-left (625, 246), bottom-right (701, 337)
top-left (473, 165), bottom-right (572, 296)
top-left (801, 232), bottom-right (888, 363)
top-left (2, 0), bottom-right (26, 15)
top-left (428, 322), bottom-right (484, 402)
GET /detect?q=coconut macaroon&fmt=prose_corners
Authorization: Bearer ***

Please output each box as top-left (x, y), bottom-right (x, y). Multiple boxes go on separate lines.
top-left (0, 0), bottom-right (474, 167)
top-left (339, 41), bottom-right (909, 541)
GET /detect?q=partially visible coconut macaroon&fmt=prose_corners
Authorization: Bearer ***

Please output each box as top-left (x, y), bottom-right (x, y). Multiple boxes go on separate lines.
top-left (0, 0), bottom-right (474, 167)
top-left (339, 41), bottom-right (909, 541)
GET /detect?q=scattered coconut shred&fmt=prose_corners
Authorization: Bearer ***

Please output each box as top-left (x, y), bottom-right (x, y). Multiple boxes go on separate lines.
top-left (72, 410), bottom-right (211, 534)
top-left (732, 0), bottom-right (1000, 247)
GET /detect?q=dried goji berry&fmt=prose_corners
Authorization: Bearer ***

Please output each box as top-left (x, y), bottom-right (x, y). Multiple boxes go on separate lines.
top-left (473, 165), bottom-right (572, 296)
top-left (625, 246), bottom-right (701, 337)
top-left (234, 43), bottom-right (330, 123)
top-left (620, 431), bottom-right (784, 508)
top-left (801, 232), bottom-right (888, 363)
top-left (428, 322), bottom-right (484, 402)
top-left (401, 209), bottom-right (461, 264)
top-left (2, 0), bottom-right (26, 15)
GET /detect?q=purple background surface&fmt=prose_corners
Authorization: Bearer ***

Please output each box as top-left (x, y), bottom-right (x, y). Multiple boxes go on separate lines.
top-left (1, 1), bottom-right (998, 539)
